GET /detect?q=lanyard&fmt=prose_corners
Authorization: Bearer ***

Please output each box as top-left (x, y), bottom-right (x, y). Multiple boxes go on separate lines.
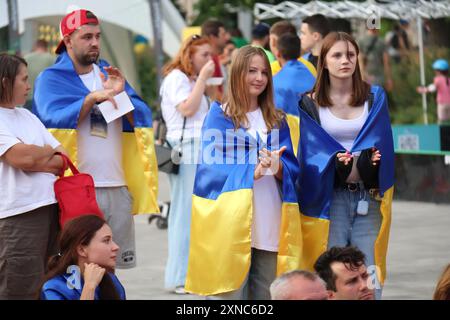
top-left (91, 65), bottom-right (98, 92)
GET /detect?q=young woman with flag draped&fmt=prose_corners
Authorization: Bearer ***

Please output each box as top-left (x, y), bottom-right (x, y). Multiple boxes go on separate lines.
top-left (185, 46), bottom-right (302, 299)
top-left (297, 32), bottom-right (394, 300)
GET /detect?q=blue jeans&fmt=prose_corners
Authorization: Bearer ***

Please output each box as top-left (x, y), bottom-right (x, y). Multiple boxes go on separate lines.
top-left (165, 138), bottom-right (199, 289)
top-left (207, 248), bottom-right (277, 300)
top-left (327, 186), bottom-right (383, 300)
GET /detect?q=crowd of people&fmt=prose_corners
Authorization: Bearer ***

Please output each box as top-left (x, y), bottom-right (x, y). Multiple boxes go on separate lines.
top-left (0, 9), bottom-right (449, 301)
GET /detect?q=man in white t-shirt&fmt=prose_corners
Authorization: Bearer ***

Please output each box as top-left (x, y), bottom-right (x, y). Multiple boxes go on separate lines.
top-left (33, 10), bottom-right (158, 268)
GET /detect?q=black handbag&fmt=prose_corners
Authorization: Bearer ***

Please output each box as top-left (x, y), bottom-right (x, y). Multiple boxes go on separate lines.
top-left (155, 117), bottom-right (186, 175)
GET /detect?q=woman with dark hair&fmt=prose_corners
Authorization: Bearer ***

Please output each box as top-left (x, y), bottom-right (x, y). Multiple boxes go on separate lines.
top-left (0, 53), bottom-right (65, 299)
top-left (297, 32), bottom-right (395, 300)
top-left (39, 215), bottom-right (125, 300)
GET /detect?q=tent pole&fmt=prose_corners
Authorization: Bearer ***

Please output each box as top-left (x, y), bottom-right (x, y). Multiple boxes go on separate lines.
top-left (7, 0), bottom-right (20, 54)
top-left (417, 15), bottom-right (428, 124)
top-left (149, 0), bottom-right (163, 92)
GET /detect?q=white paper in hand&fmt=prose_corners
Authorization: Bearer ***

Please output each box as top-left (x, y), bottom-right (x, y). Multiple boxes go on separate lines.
top-left (98, 91), bottom-right (134, 123)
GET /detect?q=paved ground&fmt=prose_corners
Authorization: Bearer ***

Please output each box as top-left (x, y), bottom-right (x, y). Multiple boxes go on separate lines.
top-left (116, 174), bottom-right (450, 300)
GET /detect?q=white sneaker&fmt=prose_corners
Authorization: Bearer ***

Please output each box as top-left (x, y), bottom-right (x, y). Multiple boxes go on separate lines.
top-left (174, 286), bottom-right (188, 295)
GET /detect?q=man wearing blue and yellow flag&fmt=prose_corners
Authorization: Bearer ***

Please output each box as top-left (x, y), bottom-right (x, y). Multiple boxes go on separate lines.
top-left (269, 21), bottom-right (317, 78)
top-left (296, 32), bottom-right (394, 300)
top-left (273, 33), bottom-right (316, 156)
top-left (33, 10), bottom-right (158, 268)
top-left (186, 46), bottom-right (302, 299)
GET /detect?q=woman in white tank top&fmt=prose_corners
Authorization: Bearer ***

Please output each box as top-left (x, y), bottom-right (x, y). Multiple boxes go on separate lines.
top-left (299, 32), bottom-right (389, 300)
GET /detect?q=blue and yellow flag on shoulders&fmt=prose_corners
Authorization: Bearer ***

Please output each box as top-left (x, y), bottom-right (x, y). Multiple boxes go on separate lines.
top-left (271, 56), bottom-right (316, 77)
top-left (185, 102), bottom-right (302, 296)
top-left (273, 59), bottom-right (316, 156)
top-left (297, 86), bottom-right (394, 284)
top-left (32, 51), bottom-right (159, 214)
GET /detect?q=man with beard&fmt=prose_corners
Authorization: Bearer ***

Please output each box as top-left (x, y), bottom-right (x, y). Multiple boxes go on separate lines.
top-left (33, 9), bottom-right (159, 269)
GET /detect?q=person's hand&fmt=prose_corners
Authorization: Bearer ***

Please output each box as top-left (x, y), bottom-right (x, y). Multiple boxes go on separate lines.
top-left (43, 144), bottom-right (54, 153)
top-left (198, 60), bottom-right (215, 83)
top-left (90, 89), bottom-right (118, 109)
top-left (100, 66), bottom-right (125, 95)
top-left (336, 151), bottom-right (353, 166)
top-left (416, 86), bottom-right (427, 94)
top-left (254, 147), bottom-right (286, 180)
top-left (371, 147), bottom-right (381, 166)
top-left (83, 263), bottom-right (105, 289)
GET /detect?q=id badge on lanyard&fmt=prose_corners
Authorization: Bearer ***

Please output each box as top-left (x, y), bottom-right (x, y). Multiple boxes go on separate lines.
top-left (90, 66), bottom-right (108, 138)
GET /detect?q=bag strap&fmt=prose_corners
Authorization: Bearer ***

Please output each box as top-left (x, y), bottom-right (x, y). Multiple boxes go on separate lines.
top-left (178, 94), bottom-right (208, 145)
top-left (55, 152), bottom-right (80, 177)
top-left (179, 116), bottom-right (187, 145)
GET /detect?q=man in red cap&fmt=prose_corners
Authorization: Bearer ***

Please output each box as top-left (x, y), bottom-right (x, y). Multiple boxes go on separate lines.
top-left (33, 9), bottom-right (159, 270)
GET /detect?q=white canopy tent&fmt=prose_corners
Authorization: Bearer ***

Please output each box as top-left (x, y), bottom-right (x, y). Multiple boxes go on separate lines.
top-left (254, 0), bottom-right (450, 124)
top-left (0, 0), bottom-right (186, 90)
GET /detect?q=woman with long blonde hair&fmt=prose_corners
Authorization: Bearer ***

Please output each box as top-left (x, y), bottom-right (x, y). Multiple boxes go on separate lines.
top-left (185, 46), bottom-right (301, 300)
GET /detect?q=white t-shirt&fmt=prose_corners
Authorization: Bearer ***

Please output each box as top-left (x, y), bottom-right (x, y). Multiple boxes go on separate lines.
top-left (0, 107), bottom-right (60, 219)
top-left (246, 107), bottom-right (282, 252)
top-left (160, 69), bottom-right (209, 141)
top-left (78, 64), bottom-right (125, 187)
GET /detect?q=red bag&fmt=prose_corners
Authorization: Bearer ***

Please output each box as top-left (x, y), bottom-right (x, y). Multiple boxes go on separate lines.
top-left (54, 152), bottom-right (104, 228)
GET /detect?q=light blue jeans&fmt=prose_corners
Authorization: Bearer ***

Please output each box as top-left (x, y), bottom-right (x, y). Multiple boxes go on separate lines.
top-left (164, 138), bottom-right (199, 289)
top-left (207, 248), bottom-right (278, 300)
top-left (327, 186), bottom-right (383, 300)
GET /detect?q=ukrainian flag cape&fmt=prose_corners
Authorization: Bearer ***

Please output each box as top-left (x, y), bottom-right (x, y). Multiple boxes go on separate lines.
top-left (186, 102), bottom-right (302, 295)
top-left (273, 60), bottom-right (316, 156)
top-left (32, 51), bottom-right (159, 214)
top-left (297, 86), bottom-right (394, 284)
top-left (271, 56), bottom-right (316, 77)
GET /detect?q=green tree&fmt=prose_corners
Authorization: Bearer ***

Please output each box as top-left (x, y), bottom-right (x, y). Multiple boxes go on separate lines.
top-left (191, 0), bottom-right (284, 27)
top-left (390, 47), bottom-right (450, 124)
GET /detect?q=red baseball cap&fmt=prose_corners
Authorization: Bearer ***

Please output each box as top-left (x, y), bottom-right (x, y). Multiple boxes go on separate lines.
top-left (55, 9), bottom-right (99, 54)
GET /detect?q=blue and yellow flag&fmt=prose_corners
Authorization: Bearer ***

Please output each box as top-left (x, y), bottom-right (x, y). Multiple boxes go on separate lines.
top-left (271, 56), bottom-right (316, 77)
top-left (185, 102), bottom-right (302, 295)
top-left (273, 59), bottom-right (316, 156)
top-left (32, 51), bottom-right (159, 214)
top-left (297, 86), bottom-right (394, 284)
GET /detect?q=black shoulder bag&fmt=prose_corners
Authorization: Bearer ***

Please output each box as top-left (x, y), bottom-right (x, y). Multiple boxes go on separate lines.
top-left (155, 117), bottom-right (186, 175)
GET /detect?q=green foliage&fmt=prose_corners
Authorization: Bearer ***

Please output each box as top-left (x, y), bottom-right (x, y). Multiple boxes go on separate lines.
top-left (191, 0), bottom-right (284, 27)
top-left (389, 47), bottom-right (450, 124)
top-left (134, 44), bottom-right (170, 115)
